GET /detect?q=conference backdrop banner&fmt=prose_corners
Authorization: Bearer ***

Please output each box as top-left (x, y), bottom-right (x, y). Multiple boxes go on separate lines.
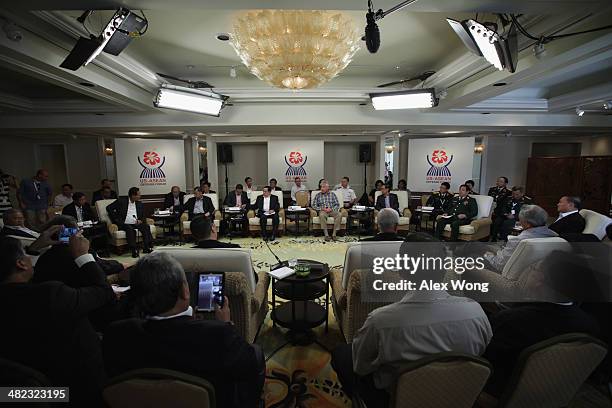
top-left (407, 137), bottom-right (475, 192)
top-left (267, 140), bottom-right (324, 190)
top-left (115, 138), bottom-right (186, 195)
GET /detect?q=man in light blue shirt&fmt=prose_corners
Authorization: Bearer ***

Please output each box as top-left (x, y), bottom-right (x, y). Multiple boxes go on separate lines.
top-left (18, 169), bottom-right (52, 229)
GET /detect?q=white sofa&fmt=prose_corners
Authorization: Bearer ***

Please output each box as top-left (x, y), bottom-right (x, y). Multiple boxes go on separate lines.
top-left (373, 190), bottom-right (412, 232)
top-left (153, 247), bottom-right (267, 342)
top-left (440, 194), bottom-right (494, 241)
top-left (580, 209), bottom-right (612, 240)
top-left (462, 237), bottom-right (571, 300)
top-left (181, 193), bottom-right (222, 238)
top-left (246, 190), bottom-right (285, 234)
top-left (309, 190), bottom-right (348, 233)
top-left (95, 199), bottom-right (157, 253)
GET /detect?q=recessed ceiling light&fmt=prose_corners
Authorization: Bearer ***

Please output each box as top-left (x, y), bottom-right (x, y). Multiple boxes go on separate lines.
top-left (94, 113), bottom-right (104, 116)
top-left (493, 82), bottom-right (507, 87)
top-left (481, 112), bottom-right (491, 115)
top-left (216, 33), bottom-right (230, 41)
top-left (122, 131), bottom-right (151, 136)
top-left (441, 130), bottom-right (462, 134)
top-left (186, 64), bottom-right (195, 69)
top-left (79, 82), bottom-right (95, 87)
top-left (359, 102), bottom-right (367, 106)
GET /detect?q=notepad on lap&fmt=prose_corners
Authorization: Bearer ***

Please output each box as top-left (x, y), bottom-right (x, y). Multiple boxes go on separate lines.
top-left (268, 267), bottom-right (295, 280)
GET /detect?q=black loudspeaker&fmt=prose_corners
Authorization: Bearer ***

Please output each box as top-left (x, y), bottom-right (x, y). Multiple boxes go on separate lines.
top-left (359, 144), bottom-right (372, 163)
top-left (218, 144), bottom-right (233, 164)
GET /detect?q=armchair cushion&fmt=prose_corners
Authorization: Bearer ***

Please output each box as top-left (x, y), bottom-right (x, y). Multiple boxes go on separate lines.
top-left (579, 209), bottom-right (612, 240)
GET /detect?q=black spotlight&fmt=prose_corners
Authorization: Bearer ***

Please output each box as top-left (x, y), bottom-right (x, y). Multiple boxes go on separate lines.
top-left (365, 10), bottom-right (380, 53)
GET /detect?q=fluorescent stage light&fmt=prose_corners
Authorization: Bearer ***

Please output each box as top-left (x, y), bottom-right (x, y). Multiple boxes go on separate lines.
top-left (154, 87), bottom-right (225, 116)
top-left (467, 20), bottom-right (504, 71)
top-left (446, 18), bottom-right (481, 56)
top-left (369, 89), bottom-right (437, 110)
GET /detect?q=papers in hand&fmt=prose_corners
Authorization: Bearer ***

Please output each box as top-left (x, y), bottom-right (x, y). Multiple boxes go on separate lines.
top-left (268, 266), bottom-right (295, 280)
top-left (441, 215), bottom-right (453, 218)
top-left (421, 206), bottom-right (435, 211)
top-left (264, 210), bottom-right (275, 216)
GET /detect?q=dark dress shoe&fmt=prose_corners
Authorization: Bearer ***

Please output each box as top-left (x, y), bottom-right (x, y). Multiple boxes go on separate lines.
top-left (131, 249), bottom-right (139, 258)
top-left (143, 247), bottom-right (153, 254)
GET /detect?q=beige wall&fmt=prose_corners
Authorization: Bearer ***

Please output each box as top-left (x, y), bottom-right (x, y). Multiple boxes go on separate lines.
top-left (324, 142), bottom-right (376, 195)
top-left (0, 136), bottom-right (102, 199)
top-left (216, 143), bottom-right (268, 199)
top-left (589, 135), bottom-right (612, 156)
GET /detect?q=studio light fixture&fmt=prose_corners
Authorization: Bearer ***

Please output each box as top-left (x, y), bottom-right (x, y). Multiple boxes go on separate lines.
top-left (154, 86), bottom-right (227, 117)
top-left (446, 18), bottom-right (517, 73)
top-left (576, 107), bottom-right (585, 117)
top-left (369, 89), bottom-right (437, 110)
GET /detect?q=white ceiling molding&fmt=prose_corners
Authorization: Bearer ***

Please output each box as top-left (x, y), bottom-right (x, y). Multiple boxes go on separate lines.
top-left (0, 91), bottom-right (125, 112)
top-left (548, 83), bottom-right (612, 113)
top-left (452, 97), bottom-right (549, 112)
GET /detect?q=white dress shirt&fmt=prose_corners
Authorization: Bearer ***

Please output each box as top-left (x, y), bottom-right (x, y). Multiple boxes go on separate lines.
top-left (75, 206), bottom-right (84, 223)
top-left (246, 185), bottom-right (256, 200)
top-left (3, 225), bottom-right (40, 239)
top-left (53, 194), bottom-right (73, 208)
top-left (194, 198), bottom-right (204, 214)
top-left (336, 186), bottom-right (356, 203)
top-left (235, 193), bottom-right (242, 207)
top-left (352, 290), bottom-right (492, 389)
top-left (556, 209), bottom-right (578, 221)
top-left (146, 306), bottom-right (194, 321)
top-left (263, 196), bottom-right (271, 212)
top-left (124, 200), bottom-right (138, 224)
top-left (291, 184), bottom-right (308, 202)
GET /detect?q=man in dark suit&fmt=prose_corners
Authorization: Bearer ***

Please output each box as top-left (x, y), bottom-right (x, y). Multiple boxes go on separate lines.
top-left (434, 184), bottom-right (478, 241)
top-left (269, 178), bottom-right (283, 192)
top-left (490, 186), bottom-right (534, 241)
top-left (0, 208), bottom-right (39, 239)
top-left (62, 192), bottom-right (96, 222)
top-left (548, 196), bottom-right (586, 235)
top-left (191, 216), bottom-right (239, 249)
top-left (0, 233), bottom-right (116, 405)
top-left (361, 208), bottom-right (404, 241)
top-left (255, 186), bottom-right (280, 241)
top-left (91, 179), bottom-right (117, 205)
top-left (184, 187), bottom-right (216, 221)
top-left (426, 182), bottom-right (453, 215)
top-left (488, 177), bottom-right (511, 227)
top-left (106, 187), bottom-right (153, 258)
top-left (163, 185), bottom-right (186, 213)
top-left (103, 252), bottom-right (265, 408)
top-left (224, 183), bottom-right (249, 210)
top-left (374, 184), bottom-right (400, 214)
top-left (200, 181), bottom-right (216, 194)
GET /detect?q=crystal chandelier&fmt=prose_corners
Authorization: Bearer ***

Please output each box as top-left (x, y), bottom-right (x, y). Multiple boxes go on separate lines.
top-left (230, 10), bottom-right (360, 90)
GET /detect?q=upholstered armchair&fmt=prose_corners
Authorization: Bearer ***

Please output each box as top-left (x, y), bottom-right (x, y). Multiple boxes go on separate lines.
top-left (153, 247), bottom-right (268, 343)
top-left (438, 194), bottom-right (494, 241)
top-left (308, 190), bottom-right (348, 234)
top-left (246, 190), bottom-right (285, 236)
top-left (95, 199), bottom-right (157, 254)
top-left (180, 193), bottom-right (222, 239)
top-left (373, 190), bottom-right (412, 233)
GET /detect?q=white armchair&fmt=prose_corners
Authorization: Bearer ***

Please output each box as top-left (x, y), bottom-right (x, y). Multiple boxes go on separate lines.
top-left (246, 191), bottom-right (285, 235)
top-left (95, 199), bottom-right (157, 253)
top-left (373, 190), bottom-right (412, 232)
top-left (579, 209), bottom-right (612, 240)
top-left (440, 194), bottom-right (494, 241)
top-left (180, 193), bottom-right (222, 239)
top-left (309, 190), bottom-right (348, 233)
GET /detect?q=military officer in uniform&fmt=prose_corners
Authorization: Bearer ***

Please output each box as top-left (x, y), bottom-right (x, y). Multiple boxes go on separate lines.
top-left (434, 184), bottom-right (478, 241)
top-left (487, 177), bottom-right (511, 240)
top-left (426, 182), bottom-right (453, 215)
top-left (491, 186), bottom-right (533, 241)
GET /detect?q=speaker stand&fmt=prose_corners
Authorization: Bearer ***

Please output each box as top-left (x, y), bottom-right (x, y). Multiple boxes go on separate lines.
top-left (363, 161), bottom-right (368, 195)
top-left (224, 162), bottom-right (229, 199)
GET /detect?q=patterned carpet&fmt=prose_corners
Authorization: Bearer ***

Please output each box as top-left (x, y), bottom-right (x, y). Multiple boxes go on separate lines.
top-left (111, 235), bottom-right (612, 408)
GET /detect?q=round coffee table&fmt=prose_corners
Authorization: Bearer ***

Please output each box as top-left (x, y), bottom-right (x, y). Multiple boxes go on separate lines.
top-left (284, 208), bottom-right (310, 236)
top-left (269, 259), bottom-right (329, 357)
top-left (348, 208), bottom-right (374, 238)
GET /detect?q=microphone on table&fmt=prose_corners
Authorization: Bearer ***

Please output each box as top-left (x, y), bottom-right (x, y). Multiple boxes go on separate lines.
top-left (264, 239), bottom-right (283, 269)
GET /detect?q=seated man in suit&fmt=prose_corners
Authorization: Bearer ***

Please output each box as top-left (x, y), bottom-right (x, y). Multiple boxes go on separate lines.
top-left (184, 187), bottom-right (215, 221)
top-left (0, 233), bottom-right (116, 405)
top-left (103, 253), bottom-right (265, 408)
top-left (191, 216), bottom-right (239, 249)
top-left (490, 186), bottom-right (533, 242)
top-left (549, 196), bottom-right (586, 235)
top-left (375, 183), bottom-right (399, 214)
top-left (332, 233), bottom-right (492, 408)
top-left (91, 179), bottom-right (117, 205)
top-left (484, 205), bottom-right (557, 272)
top-left (312, 181), bottom-right (342, 241)
top-left (0, 208), bottom-right (40, 239)
top-left (106, 187), bottom-right (154, 258)
top-left (62, 192), bottom-right (95, 223)
top-left (200, 181), bottom-right (216, 194)
top-left (361, 208), bottom-right (403, 241)
top-left (269, 178), bottom-right (283, 192)
top-left (426, 182), bottom-right (453, 215)
top-left (367, 179), bottom-right (384, 205)
top-left (255, 186), bottom-right (280, 241)
top-left (224, 183), bottom-right (249, 210)
top-left (163, 185), bottom-right (186, 213)
top-left (483, 251), bottom-right (600, 397)
top-left (434, 184), bottom-right (478, 241)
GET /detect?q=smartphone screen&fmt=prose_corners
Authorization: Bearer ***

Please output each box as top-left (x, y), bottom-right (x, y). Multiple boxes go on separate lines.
top-left (59, 227), bottom-right (79, 244)
top-left (196, 273), bottom-right (224, 312)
